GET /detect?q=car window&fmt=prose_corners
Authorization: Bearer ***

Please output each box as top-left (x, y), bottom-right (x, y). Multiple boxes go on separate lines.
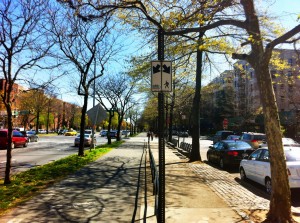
top-left (260, 150), bottom-right (270, 162)
top-left (212, 142), bottom-right (220, 149)
top-left (242, 134), bottom-right (250, 140)
top-left (13, 131), bottom-right (23, 137)
top-left (249, 149), bottom-right (263, 160)
top-left (216, 142), bottom-right (225, 150)
top-left (225, 141), bottom-right (249, 149)
top-left (253, 135), bottom-right (266, 140)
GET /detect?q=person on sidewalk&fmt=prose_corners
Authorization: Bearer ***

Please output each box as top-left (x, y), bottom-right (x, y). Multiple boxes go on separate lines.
top-left (147, 131), bottom-right (151, 143)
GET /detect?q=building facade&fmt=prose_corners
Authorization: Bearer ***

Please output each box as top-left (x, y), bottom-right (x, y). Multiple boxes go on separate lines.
top-left (0, 79), bottom-right (82, 131)
top-left (202, 49), bottom-right (300, 137)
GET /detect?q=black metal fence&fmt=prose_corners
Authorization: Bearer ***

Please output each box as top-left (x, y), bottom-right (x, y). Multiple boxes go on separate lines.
top-left (148, 142), bottom-right (159, 220)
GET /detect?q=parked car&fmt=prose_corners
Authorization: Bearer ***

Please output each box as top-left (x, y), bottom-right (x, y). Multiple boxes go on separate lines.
top-left (240, 132), bottom-right (266, 149)
top-left (20, 130), bottom-right (39, 142)
top-left (178, 131), bottom-right (189, 137)
top-left (64, 130), bottom-right (77, 136)
top-left (121, 130), bottom-right (130, 136)
top-left (58, 129), bottom-right (68, 135)
top-left (100, 130), bottom-right (108, 137)
top-left (212, 130), bottom-right (234, 144)
top-left (259, 137), bottom-right (300, 148)
top-left (0, 129), bottom-right (28, 149)
top-left (207, 140), bottom-right (255, 169)
top-left (107, 130), bottom-right (117, 138)
top-left (226, 135), bottom-right (240, 140)
top-left (239, 146), bottom-right (300, 194)
top-left (84, 129), bottom-right (92, 135)
top-left (38, 129), bottom-right (46, 134)
top-left (74, 134), bottom-right (96, 147)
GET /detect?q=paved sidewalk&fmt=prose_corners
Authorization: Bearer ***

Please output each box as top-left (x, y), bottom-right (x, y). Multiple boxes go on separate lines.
top-left (143, 137), bottom-right (243, 223)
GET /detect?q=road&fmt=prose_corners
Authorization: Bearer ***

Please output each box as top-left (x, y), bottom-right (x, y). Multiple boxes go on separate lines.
top-left (0, 134), bottom-right (111, 179)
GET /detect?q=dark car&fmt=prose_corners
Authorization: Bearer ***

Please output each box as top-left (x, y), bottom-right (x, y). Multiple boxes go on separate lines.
top-left (21, 131), bottom-right (39, 142)
top-left (0, 129), bottom-right (28, 149)
top-left (207, 140), bottom-right (254, 169)
top-left (212, 130), bottom-right (234, 144)
top-left (107, 130), bottom-right (117, 138)
top-left (100, 130), bottom-right (108, 137)
top-left (178, 131), bottom-right (189, 137)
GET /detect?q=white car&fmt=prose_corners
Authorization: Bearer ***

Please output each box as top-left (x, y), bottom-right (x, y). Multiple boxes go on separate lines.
top-left (74, 134), bottom-right (96, 147)
top-left (239, 146), bottom-right (300, 194)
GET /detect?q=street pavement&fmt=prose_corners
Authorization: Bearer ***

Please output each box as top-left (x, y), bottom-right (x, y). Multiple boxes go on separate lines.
top-left (0, 133), bottom-right (299, 222)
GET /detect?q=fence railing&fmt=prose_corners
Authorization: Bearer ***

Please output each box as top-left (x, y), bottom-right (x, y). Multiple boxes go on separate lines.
top-left (148, 142), bottom-right (159, 219)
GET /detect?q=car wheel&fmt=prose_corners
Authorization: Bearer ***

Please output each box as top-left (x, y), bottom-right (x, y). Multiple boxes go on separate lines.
top-left (240, 168), bottom-right (247, 181)
top-left (219, 158), bottom-right (226, 169)
top-left (265, 178), bottom-right (272, 194)
top-left (23, 142), bottom-right (28, 147)
top-left (35, 138), bottom-right (38, 142)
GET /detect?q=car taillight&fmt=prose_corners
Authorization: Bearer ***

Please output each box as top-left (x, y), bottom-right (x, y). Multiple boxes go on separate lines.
top-left (227, 151), bottom-right (239, 156)
top-left (251, 139), bottom-right (258, 142)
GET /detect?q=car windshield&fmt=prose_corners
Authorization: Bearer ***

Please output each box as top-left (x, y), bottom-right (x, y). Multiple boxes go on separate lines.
top-left (285, 149), bottom-right (300, 161)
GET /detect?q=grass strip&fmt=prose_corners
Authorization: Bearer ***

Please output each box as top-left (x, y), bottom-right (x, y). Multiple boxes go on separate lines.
top-left (0, 140), bottom-right (123, 214)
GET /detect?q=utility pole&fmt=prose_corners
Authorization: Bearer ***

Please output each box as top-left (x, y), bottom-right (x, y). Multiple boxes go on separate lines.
top-left (157, 28), bottom-right (165, 223)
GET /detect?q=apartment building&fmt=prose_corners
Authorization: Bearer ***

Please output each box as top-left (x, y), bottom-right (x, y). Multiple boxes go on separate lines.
top-left (203, 49), bottom-right (300, 136)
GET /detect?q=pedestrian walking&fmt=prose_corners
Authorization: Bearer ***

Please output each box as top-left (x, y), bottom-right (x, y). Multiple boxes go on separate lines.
top-left (147, 131), bottom-right (151, 143)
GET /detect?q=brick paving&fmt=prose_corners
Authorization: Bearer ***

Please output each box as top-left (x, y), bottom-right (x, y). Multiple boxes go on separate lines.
top-left (188, 163), bottom-right (270, 210)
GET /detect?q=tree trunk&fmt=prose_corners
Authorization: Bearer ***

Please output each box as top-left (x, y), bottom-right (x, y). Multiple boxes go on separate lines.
top-left (168, 92), bottom-right (175, 143)
top-left (78, 94), bottom-right (88, 156)
top-left (35, 111), bottom-right (40, 133)
top-left (107, 111), bottom-right (114, 145)
top-left (4, 106), bottom-right (13, 184)
top-left (255, 64), bottom-right (294, 222)
top-left (189, 33), bottom-right (204, 162)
